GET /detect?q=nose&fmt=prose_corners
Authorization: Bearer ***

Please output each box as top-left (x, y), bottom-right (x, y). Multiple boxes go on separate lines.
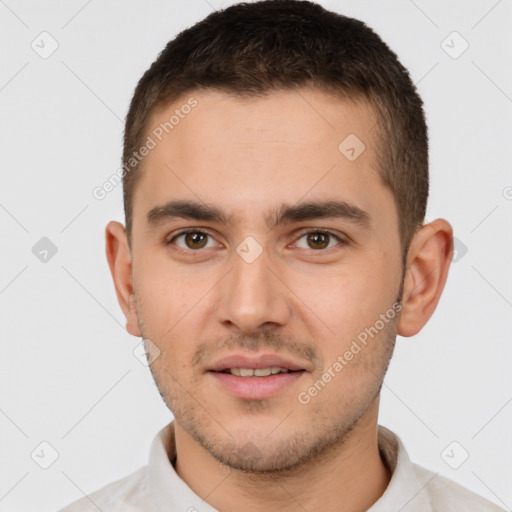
top-left (216, 245), bottom-right (290, 334)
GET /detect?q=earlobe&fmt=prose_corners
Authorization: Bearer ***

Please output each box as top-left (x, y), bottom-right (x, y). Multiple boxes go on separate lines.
top-left (105, 221), bottom-right (142, 337)
top-left (397, 219), bottom-right (454, 338)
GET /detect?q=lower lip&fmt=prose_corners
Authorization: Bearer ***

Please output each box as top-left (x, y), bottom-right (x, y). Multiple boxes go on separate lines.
top-left (209, 371), bottom-right (306, 400)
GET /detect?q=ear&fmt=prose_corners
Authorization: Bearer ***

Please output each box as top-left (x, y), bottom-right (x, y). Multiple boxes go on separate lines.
top-left (397, 218), bottom-right (454, 337)
top-left (105, 221), bottom-right (141, 337)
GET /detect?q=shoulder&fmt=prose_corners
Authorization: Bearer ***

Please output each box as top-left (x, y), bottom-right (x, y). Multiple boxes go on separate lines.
top-left (57, 465), bottom-right (148, 512)
top-left (413, 463), bottom-right (507, 512)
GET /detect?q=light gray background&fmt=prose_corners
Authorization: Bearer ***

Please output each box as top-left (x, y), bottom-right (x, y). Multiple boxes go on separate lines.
top-left (1, 1), bottom-right (511, 511)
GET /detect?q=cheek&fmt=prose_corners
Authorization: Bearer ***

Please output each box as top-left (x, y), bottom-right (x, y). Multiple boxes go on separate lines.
top-left (134, 263), bottom-right (190, 339)
top-left (289, 259), bottom-right (398, 360)
top-left (292, 262), bottom-right (386, 326)
top-left (136, 248), bottom-right (200, 305)
top-left (134, 258), bottom-right (215, 365)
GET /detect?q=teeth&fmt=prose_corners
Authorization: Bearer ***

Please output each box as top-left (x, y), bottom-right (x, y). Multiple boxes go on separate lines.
top-left (228, 367), bottom-right (290, 377)
top-left (254, 368), bottom-right (272, 377)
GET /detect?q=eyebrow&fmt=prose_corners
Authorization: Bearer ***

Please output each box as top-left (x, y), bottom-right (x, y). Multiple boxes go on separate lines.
top-left (146, 199), bottom-right (372, 230)
top-left (267, 200), bottom-right (371, 230)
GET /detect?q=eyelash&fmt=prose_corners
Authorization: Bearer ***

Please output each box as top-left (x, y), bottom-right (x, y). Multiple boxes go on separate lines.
top-left (165, 228), bottom-right (346, 253)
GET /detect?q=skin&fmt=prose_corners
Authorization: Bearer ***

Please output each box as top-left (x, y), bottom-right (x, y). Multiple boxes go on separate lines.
top-left (106, 88), bottom-right (453, 512)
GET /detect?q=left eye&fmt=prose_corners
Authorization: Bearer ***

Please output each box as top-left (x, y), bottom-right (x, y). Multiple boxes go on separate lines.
top-left (170, 230), bottom-right (218, 250)
top-left (294, 231), bottom-right (343, 250)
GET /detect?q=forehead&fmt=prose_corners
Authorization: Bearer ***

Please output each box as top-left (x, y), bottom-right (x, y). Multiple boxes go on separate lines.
top-left (132, 88), bottom-right (395, 233)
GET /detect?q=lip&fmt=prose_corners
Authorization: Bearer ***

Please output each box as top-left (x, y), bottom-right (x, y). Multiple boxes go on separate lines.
top-left (207, 353), bottom-right (308, 372)
top-left (207, 352), bottom-right (309, 400)
top-left (209, 370), bottom-right (306, 400)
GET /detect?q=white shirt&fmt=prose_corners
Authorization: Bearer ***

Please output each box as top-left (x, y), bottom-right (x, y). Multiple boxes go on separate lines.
top-left (58, 421), bottom-right (506, 511)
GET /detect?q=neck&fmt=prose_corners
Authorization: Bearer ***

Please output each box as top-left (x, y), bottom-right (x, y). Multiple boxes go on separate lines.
top-left (173, 398), bottom-right (391, 512)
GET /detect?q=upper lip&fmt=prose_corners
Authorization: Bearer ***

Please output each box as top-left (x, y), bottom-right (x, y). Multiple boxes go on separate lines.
top-left (208, 353), bottom-right (308, 372)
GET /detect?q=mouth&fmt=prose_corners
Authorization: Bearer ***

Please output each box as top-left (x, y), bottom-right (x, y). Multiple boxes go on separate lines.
top-left (209, 369), bottom-right (306, 400)
top-left (206, 352), bottom-right (312, 400)
top-left (207, 353), bottom-right (309, 400)
top-left (207, 353), bottom-right (308, 373)
top-left (216, 367), bottom-right (302, 377)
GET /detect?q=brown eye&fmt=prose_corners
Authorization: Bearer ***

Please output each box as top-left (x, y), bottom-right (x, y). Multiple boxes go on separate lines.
top-left (294, 230), bottom-right (344, 251)
top-left (307, 232), bottom-right (330, 249)
top-left (169, 230), bottom-right (216, 250)
top-left (184, 232), bottom-right (208, 249)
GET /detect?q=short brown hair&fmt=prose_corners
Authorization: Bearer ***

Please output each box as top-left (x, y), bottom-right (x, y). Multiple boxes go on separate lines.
top-left (122, 0), bottom-right (428, 267)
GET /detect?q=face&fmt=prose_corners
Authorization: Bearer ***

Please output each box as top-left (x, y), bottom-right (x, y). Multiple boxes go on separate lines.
top-left (128, 88), bottom-right (405, 472)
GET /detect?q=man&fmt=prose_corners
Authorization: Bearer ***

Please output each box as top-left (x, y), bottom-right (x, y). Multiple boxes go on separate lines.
top-left (59, 1), bottom-right (505, 510)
